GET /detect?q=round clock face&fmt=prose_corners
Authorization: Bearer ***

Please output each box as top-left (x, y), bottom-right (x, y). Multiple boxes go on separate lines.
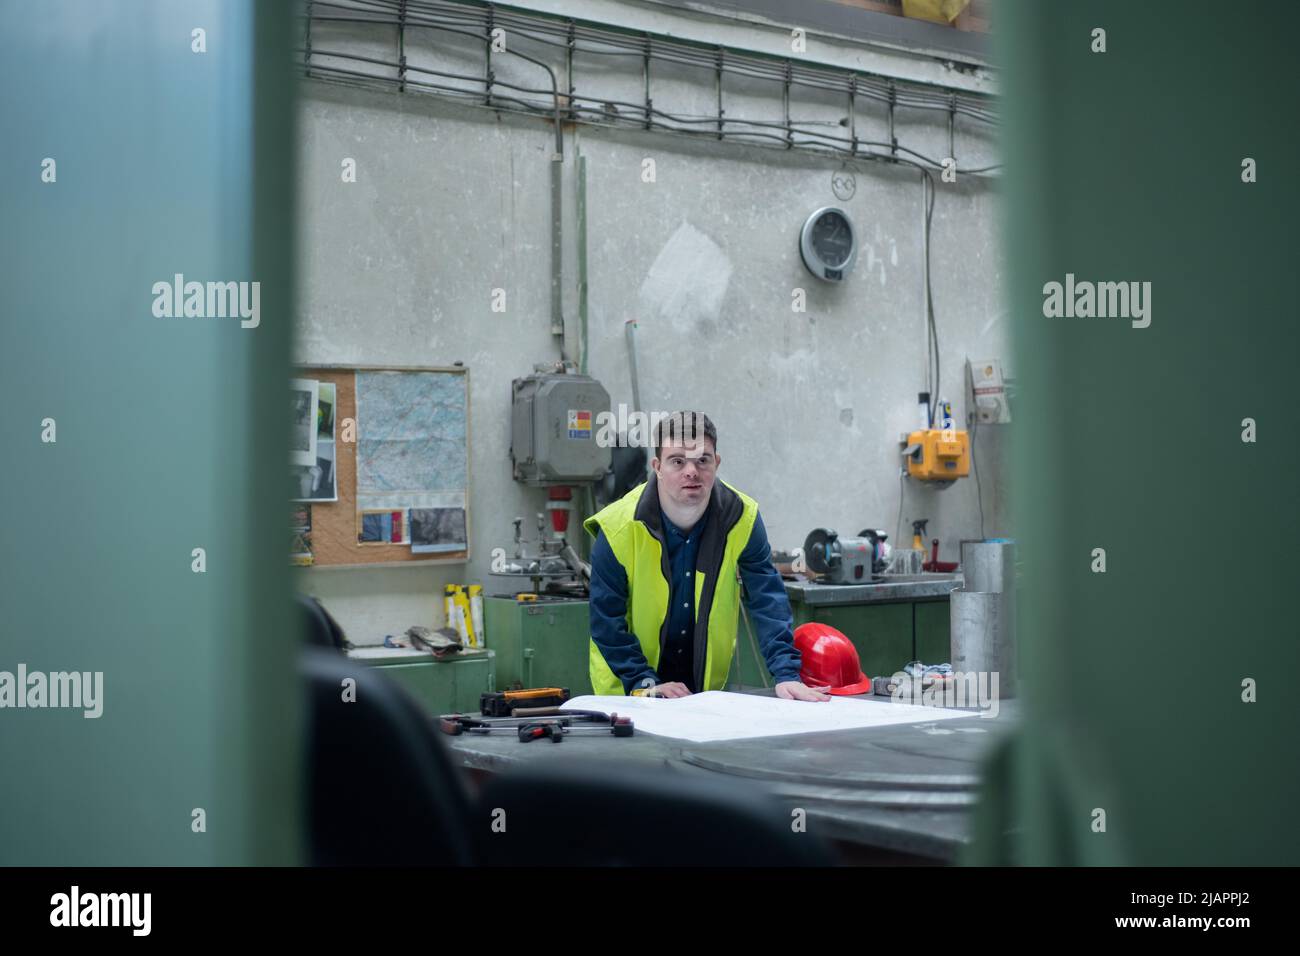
top-left (811, 210), bottom-right (853, 267)
top-left (800, 207), bottom-right (857, 281)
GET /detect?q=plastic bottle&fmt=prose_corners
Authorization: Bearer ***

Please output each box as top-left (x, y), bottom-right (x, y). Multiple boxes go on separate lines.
top-left (468, 584), bottom-right (485, 649)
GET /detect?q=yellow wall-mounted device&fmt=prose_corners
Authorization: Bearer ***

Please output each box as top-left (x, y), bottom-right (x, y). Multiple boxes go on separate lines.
top-left (903, 429), bottom-right (970, 481)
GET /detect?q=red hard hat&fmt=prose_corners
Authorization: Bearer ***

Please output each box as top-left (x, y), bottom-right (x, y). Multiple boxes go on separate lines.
top-left (794, 622), bottom-right (873, 696)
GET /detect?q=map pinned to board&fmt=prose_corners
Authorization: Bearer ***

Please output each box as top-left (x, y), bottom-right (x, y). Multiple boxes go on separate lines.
top-left (356, 371), bottom-right (467, 492)
top-left (354, 370), bottom-right (468, 553)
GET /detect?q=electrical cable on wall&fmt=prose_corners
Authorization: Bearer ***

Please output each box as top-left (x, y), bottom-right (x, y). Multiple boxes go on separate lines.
top-left (923, 168), bottom-right (940, 427)
top-left (309, 0), bottom-right (998, 116)
top-left (841, 154), bottom-right (946, 431)
top-left (894, 470), bottom-right (906, 559)
top-left (969, 411), bottom-right (985, 539)
top-left (300, 0), bottom-right (1001, 177)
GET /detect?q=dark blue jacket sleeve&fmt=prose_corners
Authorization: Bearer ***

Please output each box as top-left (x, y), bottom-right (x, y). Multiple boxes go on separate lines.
top-left (589, 530), bottom-right (660, 694)
top-left (736, 512), bottom-right (803, 685)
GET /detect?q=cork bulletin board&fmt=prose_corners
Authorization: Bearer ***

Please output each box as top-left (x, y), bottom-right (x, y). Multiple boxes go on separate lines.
top-left (295, 365), bottom-right (470, 568)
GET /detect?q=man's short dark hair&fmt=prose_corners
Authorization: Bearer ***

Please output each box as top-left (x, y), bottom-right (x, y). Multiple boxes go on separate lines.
top-left (654, 411), bottom-right (717, 460)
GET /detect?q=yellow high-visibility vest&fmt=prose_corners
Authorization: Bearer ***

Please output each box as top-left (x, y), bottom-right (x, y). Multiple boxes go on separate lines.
top-left (584, 475), bottom-right (758, 695)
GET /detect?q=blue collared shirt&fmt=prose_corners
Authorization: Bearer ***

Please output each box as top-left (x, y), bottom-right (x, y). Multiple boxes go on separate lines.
top-left (589, 503), bottom-right (803, 693)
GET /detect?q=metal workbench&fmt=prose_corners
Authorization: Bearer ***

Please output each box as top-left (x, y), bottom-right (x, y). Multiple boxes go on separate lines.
top-left (445, 688), bottom-right (1016, 864)
top-left (783, 572), bottom-right (963, 606)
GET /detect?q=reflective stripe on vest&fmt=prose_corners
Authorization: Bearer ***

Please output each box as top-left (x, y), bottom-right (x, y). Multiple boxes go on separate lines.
top-left (584, 477), bottom-right (758, 696)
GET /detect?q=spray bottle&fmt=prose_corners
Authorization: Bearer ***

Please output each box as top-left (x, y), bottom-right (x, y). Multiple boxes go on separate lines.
top-left (911, 519), bottom-right (929, 555)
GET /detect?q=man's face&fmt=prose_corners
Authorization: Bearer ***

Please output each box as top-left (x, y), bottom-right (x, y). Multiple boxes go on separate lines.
top-left (653, 438), bottom-right (720, 509)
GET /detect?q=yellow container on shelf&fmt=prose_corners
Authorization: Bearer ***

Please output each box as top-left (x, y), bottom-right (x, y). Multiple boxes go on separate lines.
top-left (901, 0), bottom-right (969, 25)
top-left (454, 586), bottom-right (476, 647)
top-left (468, 584), bottom-right (485, 648)
top-left (444, 584), bottom-right (460, 630)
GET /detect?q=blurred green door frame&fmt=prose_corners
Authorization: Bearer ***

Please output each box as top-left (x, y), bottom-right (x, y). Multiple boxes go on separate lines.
top-left (0, 1), bottom-right (300, 865)
top-left (969, 0), bottom-right (1300, 865)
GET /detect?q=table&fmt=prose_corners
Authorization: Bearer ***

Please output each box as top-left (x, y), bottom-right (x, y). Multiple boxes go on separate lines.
top-left (445, 687), bottom-right (1017, 864)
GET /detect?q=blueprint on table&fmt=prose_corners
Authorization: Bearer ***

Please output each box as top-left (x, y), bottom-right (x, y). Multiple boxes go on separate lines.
top-left (561, 691), bottom-right (980, 743)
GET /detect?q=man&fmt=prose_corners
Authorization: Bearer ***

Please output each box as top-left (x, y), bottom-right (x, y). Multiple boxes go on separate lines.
top-left (586, 411), bottom-right (831, 701)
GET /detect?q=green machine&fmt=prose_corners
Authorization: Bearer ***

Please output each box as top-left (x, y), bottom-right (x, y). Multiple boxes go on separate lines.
top-left (348, 647), bottom-right (496, 715)
top-left (484, 594), bottom-right (593, 695)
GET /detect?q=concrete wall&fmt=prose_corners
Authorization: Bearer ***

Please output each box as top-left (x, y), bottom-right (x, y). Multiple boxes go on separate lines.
top-left (293, 3), bottom-right (1009, 643)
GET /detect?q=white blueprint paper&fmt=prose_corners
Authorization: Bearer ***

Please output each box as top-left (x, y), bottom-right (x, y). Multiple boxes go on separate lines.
top-left (560, 690), bottom-right (978, 743)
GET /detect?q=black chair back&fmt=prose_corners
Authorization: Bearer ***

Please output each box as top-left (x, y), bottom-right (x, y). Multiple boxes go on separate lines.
top-left (301, 647), bottom-right (477, 865)
top-left (473, 756), bottom-right (838, 866)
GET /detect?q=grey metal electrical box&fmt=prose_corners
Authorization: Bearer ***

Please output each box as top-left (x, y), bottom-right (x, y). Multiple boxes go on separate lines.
top-left (511, 373), bottom-right (611, 484)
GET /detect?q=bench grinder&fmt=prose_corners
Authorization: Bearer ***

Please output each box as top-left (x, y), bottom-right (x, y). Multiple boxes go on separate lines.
top-left (802, 528), bottom-right (890, 584)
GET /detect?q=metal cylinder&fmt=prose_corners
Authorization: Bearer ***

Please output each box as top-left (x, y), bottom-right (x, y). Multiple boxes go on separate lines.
top-left (960, 540), bottom-right (1015, 593)
top-left (950, 590), bottom-right (1016, 697)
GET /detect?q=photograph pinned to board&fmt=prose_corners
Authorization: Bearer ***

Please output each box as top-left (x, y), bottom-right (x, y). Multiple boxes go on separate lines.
top-left (289, 378), bottom-right (318, 466)
top-left (359, 509), bottom-right (407, 545)
top-left (292, 424), bottom-right (337, 501)
top-left (290, 378), bottom-right (338, 502)
top-left (291, 503), bottom-right (313, 566)
top-left (355, 491), bottom-right (468, 557)
top-left (316, 382), bottom-right (335, 441)
top-left (411, 507), bottom-right (467, 554)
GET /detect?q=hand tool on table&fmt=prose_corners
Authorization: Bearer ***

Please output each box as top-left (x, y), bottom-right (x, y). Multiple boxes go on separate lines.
top-left (440, 710), bottom-right (633, 741)
top-left (480, 687), bottom-right (570, 717)
top-left (517, 716), bottom-right (634, 742)
top-left (509, 706), bottom-right (612, 719)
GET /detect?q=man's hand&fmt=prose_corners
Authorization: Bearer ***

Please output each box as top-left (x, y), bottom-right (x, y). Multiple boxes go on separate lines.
top-left (643, 681), bottom-right (692, 698)
top-left (775, 681), bottom-right (832, 701)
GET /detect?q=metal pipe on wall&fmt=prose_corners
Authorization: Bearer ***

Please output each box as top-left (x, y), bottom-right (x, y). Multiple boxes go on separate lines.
top-left (577, 154), bottom-right (589, 374)
top-left (550, 150), bottom-right (564, 352)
